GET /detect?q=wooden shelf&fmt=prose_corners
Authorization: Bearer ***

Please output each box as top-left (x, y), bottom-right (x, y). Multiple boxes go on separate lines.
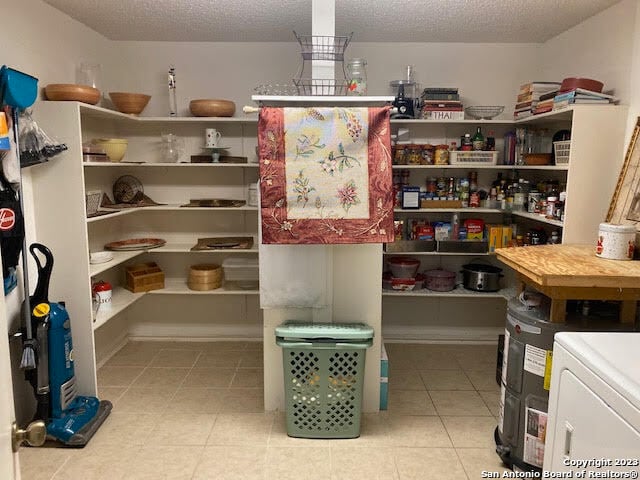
top-left (383, 251), bottom-right (491, 256)
top-left (87, 204), bottom-right (258, 223)
top-left (89, 250), bottom-right (144, 276)
top-left (78, 103), bottom-right (258, 123)
top-left (149, 278), bottom-right (259, 295)
top-left (84, 162), bottom-right (259, 168)
top-left (382, 285), bottom-right (514, 299)
top-left (390, 118), bottom-right (513, 125)
top-left (511, 210), bottom-right (563, 227)
top-left (392, 164), bottom-right (510, 170)
top-left (394, 208), bottom-right (503, 213)
top-left (153, 241), bottom-right (258, 254)
top-left (93, 286), bottom-right (145, 330)
top-left (392, 164), bottom-right (568, 171)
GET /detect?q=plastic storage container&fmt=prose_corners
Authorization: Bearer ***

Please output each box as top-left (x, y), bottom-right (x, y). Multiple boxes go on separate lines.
top-left (221, 257), bottom-right (259, 289)
top-left (596, 223), bottom-right (636, 260)
top-left (275, 321), bottom-right (374, 439)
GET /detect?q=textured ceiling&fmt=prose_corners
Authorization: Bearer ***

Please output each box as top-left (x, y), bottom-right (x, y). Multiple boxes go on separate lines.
top-left (43, 0), bottom-right (621, 43)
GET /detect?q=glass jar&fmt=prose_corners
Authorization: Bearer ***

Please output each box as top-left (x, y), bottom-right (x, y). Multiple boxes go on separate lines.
top-left (420, 144), bottom-right (435, 165)
top-left (346, 58), bottom-right (367, 96)
top-left (393, 145), bottom-right (407, 165)
top-left (406, 144), bottom-right (422, 165)
top-left (434, 144), bottom-right (450, 165)
top-left (160, 133), bottom-right (184, 163)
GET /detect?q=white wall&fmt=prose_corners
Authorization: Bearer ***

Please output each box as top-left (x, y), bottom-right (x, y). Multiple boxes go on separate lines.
top-left (539, 0), bottom-right (636, 103)
top-left (110, 41), bottom-right (539, 118)
top-left (4, 0), bottom-right (113, 425)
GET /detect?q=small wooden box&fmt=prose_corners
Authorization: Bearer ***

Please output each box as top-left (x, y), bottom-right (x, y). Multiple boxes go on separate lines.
top-left (125, 262), bottom-right (165, 293)
top-left (420, 199), bottom-right (463, 209)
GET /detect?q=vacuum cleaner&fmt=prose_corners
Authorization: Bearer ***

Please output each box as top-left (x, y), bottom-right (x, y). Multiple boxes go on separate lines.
top-left (24, 243), bottom-right (112, 447)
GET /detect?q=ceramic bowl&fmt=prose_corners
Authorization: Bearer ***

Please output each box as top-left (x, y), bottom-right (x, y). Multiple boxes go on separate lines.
top-left (109, 92), bottom-right (151, 115)
top-left (91, 138), bottom-right (128, 162)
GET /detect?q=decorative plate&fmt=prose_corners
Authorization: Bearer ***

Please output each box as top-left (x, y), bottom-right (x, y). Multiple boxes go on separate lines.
top-left (104, 238), bottom-right (166, 251)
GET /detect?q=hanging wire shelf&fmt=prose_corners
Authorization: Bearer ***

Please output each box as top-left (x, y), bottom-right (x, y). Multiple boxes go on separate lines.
top-left (294, 31), bottom-right (353, 61)
top-left (292, 78), bottom-right (350, 96)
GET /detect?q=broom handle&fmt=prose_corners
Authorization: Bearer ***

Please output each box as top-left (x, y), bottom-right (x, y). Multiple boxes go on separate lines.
top-left (12, 108), bottom-right (33, 341)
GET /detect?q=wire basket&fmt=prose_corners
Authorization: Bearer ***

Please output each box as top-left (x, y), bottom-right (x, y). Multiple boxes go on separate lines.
top-left (85, 190), bottom-right (103, 217)
top-left (294, 31), bottom-right (353, 61)
top-left (553, 140), bottom-right (571, 165)
top-left (253, 84), bottom-right (299, 96)
top-left (293, 78), bottom-right (350, 96)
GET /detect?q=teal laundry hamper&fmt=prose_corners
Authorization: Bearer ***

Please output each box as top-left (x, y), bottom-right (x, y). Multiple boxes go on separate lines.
top-left (275, 321), bottom-right (374, 439)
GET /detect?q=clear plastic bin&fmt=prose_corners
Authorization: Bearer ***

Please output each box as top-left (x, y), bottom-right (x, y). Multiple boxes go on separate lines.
top-left (275, 321), bottom-right (374, 439)
top-left (221, 257), bottom-right (258, 289)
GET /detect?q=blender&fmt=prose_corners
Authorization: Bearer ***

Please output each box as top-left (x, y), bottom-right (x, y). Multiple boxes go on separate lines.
top-left (390, 66), bottom-right (418, 119)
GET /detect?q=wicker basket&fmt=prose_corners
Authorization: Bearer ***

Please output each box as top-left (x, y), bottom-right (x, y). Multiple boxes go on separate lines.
top-left (187, 264), bottom-right (222, 291)
top-left (125, 262), bottom-right (165, 293)
top-left (553, 140), bottom-right (571, 165)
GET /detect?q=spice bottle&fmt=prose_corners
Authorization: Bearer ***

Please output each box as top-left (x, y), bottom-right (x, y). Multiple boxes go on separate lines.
top-left (462, 134), bottom-right (473, 151)
top-left (546, 196), bottom-right (558, 219)
top-left (486, 131), bottom-right (496, 151)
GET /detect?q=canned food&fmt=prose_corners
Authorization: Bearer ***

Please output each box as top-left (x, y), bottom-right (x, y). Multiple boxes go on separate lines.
top-left (436, 177), bottom-right (447, 199)
top-left (426, 177), bottom-right (437, 194)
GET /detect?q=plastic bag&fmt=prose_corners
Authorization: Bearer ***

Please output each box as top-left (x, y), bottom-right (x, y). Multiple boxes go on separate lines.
top-left (18, 109), bottom-right (67, 167)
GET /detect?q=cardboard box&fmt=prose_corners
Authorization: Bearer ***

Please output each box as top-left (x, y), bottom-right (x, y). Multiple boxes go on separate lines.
top-left (380, 343), bottom-right (389, 410)
top-left (502, 225), bottom-right (513, 247)
top-left (487, 225), bottom-right (503, 252)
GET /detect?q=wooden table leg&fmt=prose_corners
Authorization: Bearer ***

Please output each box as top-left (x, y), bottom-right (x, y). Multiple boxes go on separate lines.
top-left (550, 299), bottom-right (567, 323)
top-left (620, 301), bottom-right (637, 323)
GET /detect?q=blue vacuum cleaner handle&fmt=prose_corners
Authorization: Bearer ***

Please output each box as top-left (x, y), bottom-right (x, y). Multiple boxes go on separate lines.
top-left (29, 243), bottom-right (53, 306)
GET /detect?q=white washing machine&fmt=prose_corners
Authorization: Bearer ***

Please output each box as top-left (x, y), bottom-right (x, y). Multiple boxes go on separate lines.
top-left (544, 332), bottom-right (640, 474)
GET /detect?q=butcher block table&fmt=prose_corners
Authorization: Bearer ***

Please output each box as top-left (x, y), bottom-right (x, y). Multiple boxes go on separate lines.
top-left (496, 244), bottom-right (640, 323)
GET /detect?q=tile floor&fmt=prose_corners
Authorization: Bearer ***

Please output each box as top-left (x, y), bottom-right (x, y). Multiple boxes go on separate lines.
top-left (20, 341), bottom-right (510, 480)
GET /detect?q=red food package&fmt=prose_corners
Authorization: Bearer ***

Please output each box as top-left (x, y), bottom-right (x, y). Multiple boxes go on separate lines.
top-left (463, 219), bottom-right (485, 239)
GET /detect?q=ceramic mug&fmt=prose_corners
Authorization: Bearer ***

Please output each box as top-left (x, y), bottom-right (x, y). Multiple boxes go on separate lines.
top-left (205, 128), bottom-right (222, 147)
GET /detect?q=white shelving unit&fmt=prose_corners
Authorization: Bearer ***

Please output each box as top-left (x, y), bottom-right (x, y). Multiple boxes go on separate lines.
top-left (383, 105), bottom-right (629, 342)
top-left (30, 101), bottom-right (261, 394)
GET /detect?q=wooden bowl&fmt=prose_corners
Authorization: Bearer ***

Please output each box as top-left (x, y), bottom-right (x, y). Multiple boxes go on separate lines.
top-left (44, 84), bottom-right (101, 104)
top-left (109, 92), bottom-right (151, 115)
top-left (188, 263), bottom-right (222, 291)
top-left (189, 99), bottom-right (236, 117)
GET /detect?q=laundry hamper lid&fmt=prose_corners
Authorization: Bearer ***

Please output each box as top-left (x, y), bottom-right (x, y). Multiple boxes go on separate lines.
top-left (275, 321), bottom-right (374, 341)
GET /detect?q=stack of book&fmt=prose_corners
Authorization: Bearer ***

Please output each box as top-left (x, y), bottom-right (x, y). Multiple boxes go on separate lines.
top-left (514, 82), bottom-right (561, 119)
top-left (552, 88), bottom-right (617, 110)
top-left (421, 88), bottom-right (464, 120)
